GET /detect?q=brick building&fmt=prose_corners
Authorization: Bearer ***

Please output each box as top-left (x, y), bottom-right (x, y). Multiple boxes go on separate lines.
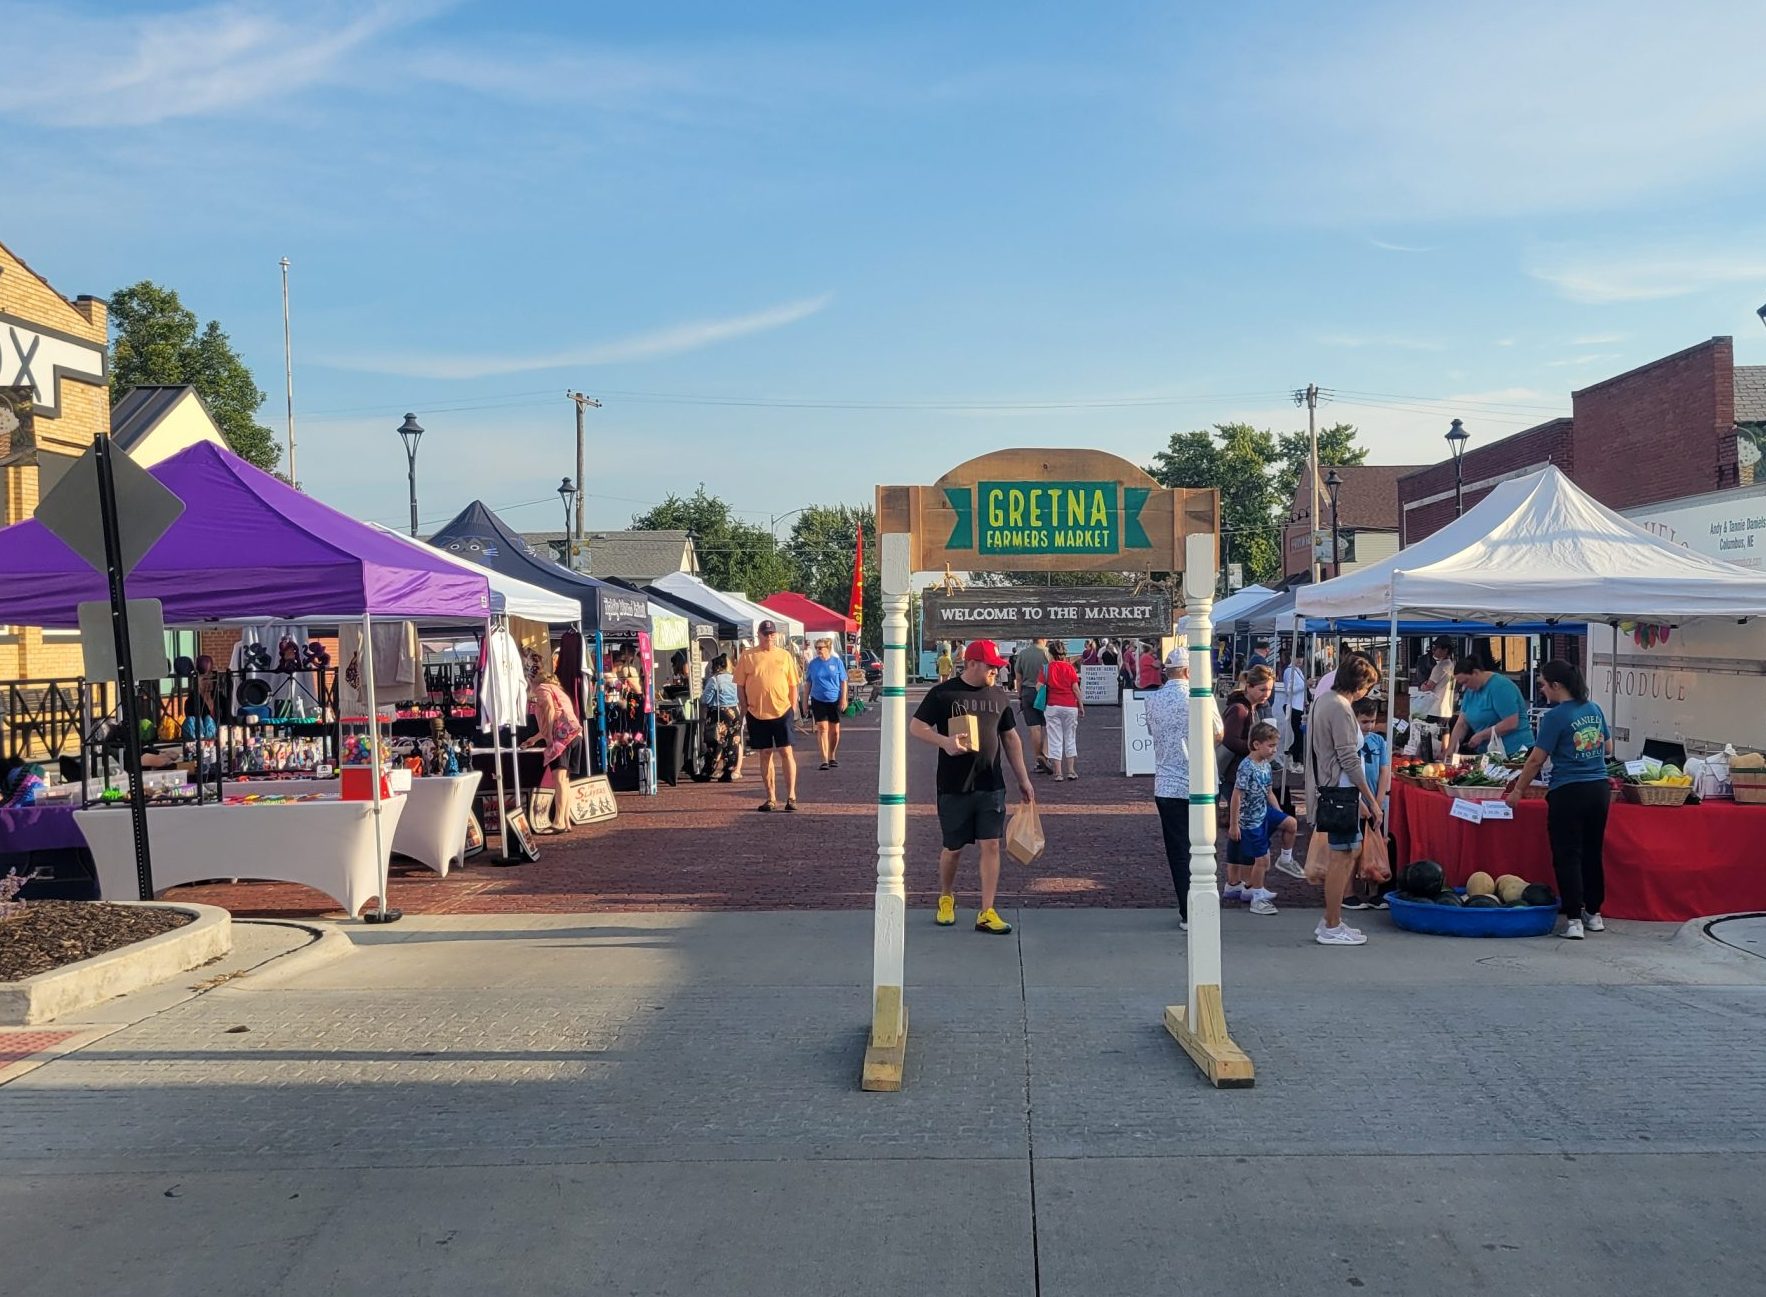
top-left (1399, 337), bottom-right (1759, 544)
top-left (0, 240), bottom-right (112, 683)
top-left (1282, 463), bottom-right (1423, 582)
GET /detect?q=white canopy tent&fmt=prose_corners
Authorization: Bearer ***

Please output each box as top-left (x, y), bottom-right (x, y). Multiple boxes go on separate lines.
top-left (650, 572), bottom-right (804, 643)
top-left (1211, 584), bottom-right (1277, 626)
top-left (646, 601), bottom-right (690, 652)
top-left (371, 524), bottom-right (580, 623)
top-left (1296, 466), bottom-right (1766, 625)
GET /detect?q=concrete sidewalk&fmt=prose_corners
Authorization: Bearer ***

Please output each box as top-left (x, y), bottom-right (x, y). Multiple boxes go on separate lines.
top-left (4, 908), bottom-right (1764, 1295)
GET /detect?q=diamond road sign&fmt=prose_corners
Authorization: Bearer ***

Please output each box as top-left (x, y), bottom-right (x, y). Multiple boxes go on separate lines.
top-left (34, 440), bottom-right (184, 574)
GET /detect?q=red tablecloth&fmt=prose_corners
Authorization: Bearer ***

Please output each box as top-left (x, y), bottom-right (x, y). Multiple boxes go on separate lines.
top-left (1390, 779), bottom-right (1766, 922)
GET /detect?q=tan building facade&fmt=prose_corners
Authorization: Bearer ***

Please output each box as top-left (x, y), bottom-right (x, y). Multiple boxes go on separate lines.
top-left (0, 239), bottom-right (112, 683)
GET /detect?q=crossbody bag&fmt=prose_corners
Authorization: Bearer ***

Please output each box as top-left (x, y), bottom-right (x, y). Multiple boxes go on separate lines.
top-left (1310, 717), bottom-right (1364, 836)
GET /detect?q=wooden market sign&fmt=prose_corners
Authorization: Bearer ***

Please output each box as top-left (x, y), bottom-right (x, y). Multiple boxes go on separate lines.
top-left (879, 448), bottom-right (1217, 574)
top-left (922, 586), bottom-right (1172, 641)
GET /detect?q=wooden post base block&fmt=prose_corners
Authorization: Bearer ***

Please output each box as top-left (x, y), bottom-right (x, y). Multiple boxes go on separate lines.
top-left (861, 1006), bottom-right (908, 1092)
top-left (1163, 984), bottom-right (1255, 1088)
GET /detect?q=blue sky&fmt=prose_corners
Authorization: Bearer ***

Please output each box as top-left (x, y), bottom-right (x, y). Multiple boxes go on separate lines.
top-left (6, 0), bottom-right (1766, 536)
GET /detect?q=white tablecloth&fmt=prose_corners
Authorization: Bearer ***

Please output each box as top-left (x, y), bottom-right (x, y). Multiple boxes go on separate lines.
top-left (76, 797), bottom-right (408, 918)
top-left (222, 772), bottom-right (482, 876)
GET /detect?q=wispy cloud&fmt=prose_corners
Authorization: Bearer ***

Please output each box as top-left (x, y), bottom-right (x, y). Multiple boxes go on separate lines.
top-left (1529, 240), bottom-right (1766, 302)
top-left (1546, 353), bottom-right (1621, 368)
top-left (1571, 332), bottom-right (1626, 345)
top-left (0, 1), bottom-right (442, 128)
top-left (1368, 238), bottom-right (1434, 253)
top-left (1494, 339), bottom-right (1517, 348)
top-left (1446, 387), bottom-right (1558, 407)
top-left (323, 294), bottom-right (834, 379)
top-left (1317, 334), bottom-right (1445, 352)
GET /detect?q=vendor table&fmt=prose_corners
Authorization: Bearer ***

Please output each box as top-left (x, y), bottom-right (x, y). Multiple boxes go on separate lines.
top-left (76, 796), bottom-right (407, 917)
top-left (224, 772), bottom-right (481, 876)
top-left (0, 803), bottom-right (97, 900)
top-left (1390, 779), bottom-right (1766, 922)
top-left (0, 804), bottom-right (87, 852)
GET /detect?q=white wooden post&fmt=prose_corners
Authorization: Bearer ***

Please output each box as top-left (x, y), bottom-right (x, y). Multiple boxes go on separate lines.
top-left (862, 529), bottom-right (912, 1091)
top-left (1165, 532), bottom-right (1253, 1085)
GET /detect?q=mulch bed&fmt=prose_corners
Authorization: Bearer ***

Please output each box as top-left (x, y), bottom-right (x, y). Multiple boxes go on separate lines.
top-left (0, 901), bottom-right (192, 981)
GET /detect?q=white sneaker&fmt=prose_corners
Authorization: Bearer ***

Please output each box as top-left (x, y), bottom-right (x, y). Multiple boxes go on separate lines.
top-left (1249, 890), bottom-right (1278, 916)
top-left (1582, 911), bottom-right (1605, 932)
top-left (1562, 918), bottom-right (1585, 940)
top-left (1273, 853), bottom-right (1305, 881)
top-left (1315, 923), bottom-right (1368, 946)
top-left (1222, 884), bottom-right (1246, 904)
top-left (1178, 918), bottom-right (1188, 932)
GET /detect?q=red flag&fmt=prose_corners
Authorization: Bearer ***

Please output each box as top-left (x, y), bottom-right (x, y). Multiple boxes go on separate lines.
top-left (848, 524), bottom-right (864, 629)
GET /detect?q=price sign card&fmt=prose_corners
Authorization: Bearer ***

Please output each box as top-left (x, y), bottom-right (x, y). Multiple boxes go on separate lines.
top-left (1480, 800), bottom-right (1514, 821)
top-left (1449, 797), bottom-right (1485, 824)
top-left (1625, 760), bottom-right (1649, 777)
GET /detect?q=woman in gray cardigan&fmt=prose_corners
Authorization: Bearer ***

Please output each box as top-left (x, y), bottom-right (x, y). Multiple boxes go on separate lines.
top-left (1306, 654), bottom-right (1385, 947)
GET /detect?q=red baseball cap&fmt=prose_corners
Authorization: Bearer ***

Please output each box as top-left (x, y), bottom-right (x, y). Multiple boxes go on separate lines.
top-left (963, 640), bottom-right (1009, 668)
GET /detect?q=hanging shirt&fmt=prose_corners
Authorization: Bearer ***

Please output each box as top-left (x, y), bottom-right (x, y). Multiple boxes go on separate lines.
top-left (478, 626), bottom-right (530, 733)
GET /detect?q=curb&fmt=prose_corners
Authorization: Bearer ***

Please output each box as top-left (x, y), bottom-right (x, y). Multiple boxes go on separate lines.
top-left (0, 902), bottom-right (233, 1026)
top-left (1688, 911), bottom-right (1766, 961)
top-left (229, 920), bottom-right (355, 988)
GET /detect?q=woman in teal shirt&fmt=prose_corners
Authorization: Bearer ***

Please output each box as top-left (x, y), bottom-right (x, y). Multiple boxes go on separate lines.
top-left (1446, 655), bottom-right (1534, 758)
top-left (1503, 660), bottom-right (1610, 940)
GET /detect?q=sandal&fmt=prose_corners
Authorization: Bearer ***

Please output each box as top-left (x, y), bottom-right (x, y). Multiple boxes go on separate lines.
top-left (819, 762), bottom-right (831, 771)
top-left (784, 800), bottom-right (798, 813)
top-left (756, 801), bottom-right (777, 812)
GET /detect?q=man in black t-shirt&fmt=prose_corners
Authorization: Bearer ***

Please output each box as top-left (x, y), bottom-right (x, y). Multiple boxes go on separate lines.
top-left (910, 640), bottom-right (1036, 935)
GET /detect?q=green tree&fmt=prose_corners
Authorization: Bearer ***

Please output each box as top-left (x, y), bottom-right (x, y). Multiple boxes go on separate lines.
top-left (631, 487), bottom-right (795, 598)
top-left (1146, 422), bottom-right (1284, 585)
top-left (1272, 422), bottom-right (1367, 515)
top-left (108, 281), bottom-right (280, 470)
top-left (783, 504), bottom-right (888, 652)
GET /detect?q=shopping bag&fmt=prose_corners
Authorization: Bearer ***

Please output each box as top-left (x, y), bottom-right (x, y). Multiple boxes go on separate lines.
top-left (1355, 829), bottom-right (1392, 884)
top-left (1302, 828), bottom-right (1332, 885)
top-left (1005, 802), bottom-right (1046, 865)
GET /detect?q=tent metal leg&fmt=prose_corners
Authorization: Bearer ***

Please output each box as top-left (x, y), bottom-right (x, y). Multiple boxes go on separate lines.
top-left (361, 614), bottom-right (402, 924)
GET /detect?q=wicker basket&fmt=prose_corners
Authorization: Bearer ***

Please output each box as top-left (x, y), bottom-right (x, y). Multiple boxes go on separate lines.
top-left (1448, 784), bottom-right (1510, 802)
top-left (1732, 781), bottom-right (1766, 805)
top-left (1520, 782), bottom-right (1549, 801)
top-left (1618, 783), bottom-right (1693, 807)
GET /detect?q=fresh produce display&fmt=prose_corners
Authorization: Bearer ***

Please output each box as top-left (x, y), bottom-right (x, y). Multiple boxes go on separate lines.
top-left (1495, 874), bottom-right (1528, 905)
top-left (1446, 768), bottom-right (1506, 787)
top-left (1464, 894), bottom-right (1502, 908)
top-left (1466, 871), bottom-right (1496, 897)
top-left (1606, 758), bottom-right (1692, 788)
top-left (1432, 891), bottom-right (1465, 906)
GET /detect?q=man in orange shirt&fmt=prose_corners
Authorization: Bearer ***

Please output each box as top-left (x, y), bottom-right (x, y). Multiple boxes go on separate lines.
top-left (733, 619), bottom-right (804, 812)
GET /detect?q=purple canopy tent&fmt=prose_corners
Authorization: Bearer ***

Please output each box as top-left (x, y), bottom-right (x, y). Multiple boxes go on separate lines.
top-left (0, 441), bottom-right (495, 921)
top-left (0, 441), bottom-right (490, 626)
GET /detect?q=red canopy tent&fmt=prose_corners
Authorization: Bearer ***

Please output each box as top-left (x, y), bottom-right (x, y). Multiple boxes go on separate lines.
top-left (760, 592), bottom-right (857, 635)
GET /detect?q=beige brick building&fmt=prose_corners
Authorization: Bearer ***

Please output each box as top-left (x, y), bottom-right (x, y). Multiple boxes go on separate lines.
top-left (0, 238), bottom-right (112, 683)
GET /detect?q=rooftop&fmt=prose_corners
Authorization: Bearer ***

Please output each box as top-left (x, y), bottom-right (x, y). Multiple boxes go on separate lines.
top-left (1289, 463), bottom-right (1425, 530)
top-left (520, 528), bottom-right (698, 580)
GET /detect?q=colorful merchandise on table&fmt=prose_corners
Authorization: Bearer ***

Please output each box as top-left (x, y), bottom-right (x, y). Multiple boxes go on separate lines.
top-left (2, 763), bottom-right (46, 807)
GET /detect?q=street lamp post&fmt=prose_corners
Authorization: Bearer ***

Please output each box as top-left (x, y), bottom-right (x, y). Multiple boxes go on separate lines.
top-left (1446, 418), bottom-right (1470, 516)
top-left (557, 477), bottom-right (578, 567)
top-left (1324, 468), bottom-right (1343, 578)
top-left (567, 392), bottom-right (600, 564)
top-left (397, 414), bottom-right (424, 537)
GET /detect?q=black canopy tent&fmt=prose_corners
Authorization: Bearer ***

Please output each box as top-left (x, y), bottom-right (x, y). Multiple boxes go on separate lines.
top-left (429, 501), bottom-right (656, 787)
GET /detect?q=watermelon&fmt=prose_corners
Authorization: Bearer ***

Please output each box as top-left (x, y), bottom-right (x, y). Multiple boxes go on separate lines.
top-left (1520, 883), bottom-right (1557, 908)
top-left (1432, 891), bottom-right (1465, 906)
top-left (1403, 860), bottom-right (1446, 898)
top-left (1463, 894), bottom-right (1501, 908)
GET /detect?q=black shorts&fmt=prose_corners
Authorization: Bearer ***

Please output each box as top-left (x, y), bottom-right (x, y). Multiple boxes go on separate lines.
top-left (811, 699), bottom-right (844, 725)
top-left (1018, 688), bottom-right (1045, 728)
top-left (937, 788), bottom-right (1008, 849)
top-left (745, 714), bottom-right (792, 750)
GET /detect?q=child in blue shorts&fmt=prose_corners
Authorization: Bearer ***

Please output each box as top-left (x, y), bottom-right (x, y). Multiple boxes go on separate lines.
top-left (1229, 721), bottom-right (1297, 915)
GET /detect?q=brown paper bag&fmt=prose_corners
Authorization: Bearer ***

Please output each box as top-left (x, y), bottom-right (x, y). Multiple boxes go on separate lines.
top-left (1005, 802), bottom-right (1045, 865)
top-left (954, 713), bottom-right (979, 753)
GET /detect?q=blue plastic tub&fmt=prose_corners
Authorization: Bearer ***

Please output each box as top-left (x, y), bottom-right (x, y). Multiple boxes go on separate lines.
top-left (1386, 889), bottom-right (1558, 937)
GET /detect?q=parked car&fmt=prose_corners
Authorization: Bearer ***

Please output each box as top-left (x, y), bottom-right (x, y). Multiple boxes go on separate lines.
top-left (858, 649), bottom-right (883, 683)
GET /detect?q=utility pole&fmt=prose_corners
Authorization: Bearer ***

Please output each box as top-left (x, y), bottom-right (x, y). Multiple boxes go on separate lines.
top-left (566, 391), bottom-right (601, 569)
top-left (280, 257), bottom-right (298, 489)
top-left (1294, 384), bottom-right (1321, 583)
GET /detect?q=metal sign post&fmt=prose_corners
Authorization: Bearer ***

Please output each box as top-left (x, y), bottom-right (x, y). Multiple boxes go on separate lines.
top-left (35, 435), bottom-right (186, 902)
top-left (95, 437), bottom-right (155, 900)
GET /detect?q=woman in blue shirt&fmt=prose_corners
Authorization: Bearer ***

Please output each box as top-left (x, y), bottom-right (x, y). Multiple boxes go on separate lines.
top-left (1446, 655), bottom-right (1535, 759)
top-left (1503, 660), bottom-right (1611, 940)
top-left (805, 638), bottom-right (850, 771)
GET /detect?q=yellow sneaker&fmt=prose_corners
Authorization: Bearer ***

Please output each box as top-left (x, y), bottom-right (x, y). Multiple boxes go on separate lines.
top-left (935, 894), bottom-right (956, 926)
top-left (974, 907), bottom-right (1012, 935)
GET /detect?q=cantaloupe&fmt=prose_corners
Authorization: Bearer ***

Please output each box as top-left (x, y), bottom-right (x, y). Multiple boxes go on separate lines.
top-left (1495, 874), bottom-right (1528, 905)
top-left (1466, 871), bottom-right (1496, 898)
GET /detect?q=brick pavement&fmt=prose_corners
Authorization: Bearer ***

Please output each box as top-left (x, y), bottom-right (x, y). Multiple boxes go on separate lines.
top-left (168, 697), bottom-right (1327, 918)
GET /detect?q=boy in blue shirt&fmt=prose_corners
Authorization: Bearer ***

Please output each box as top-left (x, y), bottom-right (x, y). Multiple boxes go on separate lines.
top-left (1342, 697), bottom-right (1394, 911)
top-left (1229, 721), bottom-right (1296, 915)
